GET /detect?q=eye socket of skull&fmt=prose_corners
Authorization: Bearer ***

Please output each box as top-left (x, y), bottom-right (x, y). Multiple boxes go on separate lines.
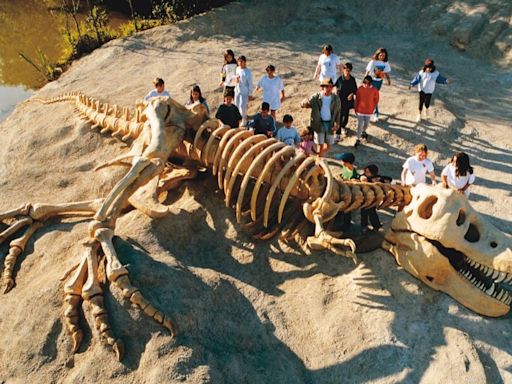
top-left (418, 195), bottom-right (438, 220)
top-left (464, 223), bottom-right (480, 243)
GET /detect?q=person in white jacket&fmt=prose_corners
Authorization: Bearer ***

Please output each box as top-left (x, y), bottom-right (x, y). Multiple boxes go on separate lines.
top-left (234, 55), bottom-right (254, 127)
top-left (409, 59), bottom-right (450, 122)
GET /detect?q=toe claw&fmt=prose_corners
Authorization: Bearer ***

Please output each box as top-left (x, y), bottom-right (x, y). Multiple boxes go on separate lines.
top-left (3, 278), bottom-right (14, 294)
top-left (113, 339), bottom-right (124, 361)
top-left (162, 317), bottom-right (177, 338)
top-left (71, 330), bottom-right (84, 353)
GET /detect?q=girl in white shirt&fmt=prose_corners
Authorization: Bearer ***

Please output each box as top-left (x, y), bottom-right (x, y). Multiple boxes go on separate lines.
top-left (313, 44), bottom-right (342, 83)
top-left (219, 49), bottom-right (238, 93)
top-left (365, 48), bottom-right (391, 122)
top-left (442, 152), bottom-right (475, 197)
top-left (256, 64), bottom-right (285, 120)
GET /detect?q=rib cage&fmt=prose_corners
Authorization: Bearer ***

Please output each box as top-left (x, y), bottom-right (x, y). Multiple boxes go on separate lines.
top-left (172, 119), bottom-right (412, 239)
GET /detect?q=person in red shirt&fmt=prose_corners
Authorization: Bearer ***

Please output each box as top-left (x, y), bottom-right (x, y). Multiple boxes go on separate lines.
top-left (354, 75), bottom-right (379, 147)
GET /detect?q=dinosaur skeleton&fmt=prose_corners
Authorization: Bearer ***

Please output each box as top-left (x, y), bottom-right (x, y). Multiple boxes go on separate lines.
top-left (0, 93), bottom-right (411, 359)
top-left (12, 90), bottom-right (512, 360)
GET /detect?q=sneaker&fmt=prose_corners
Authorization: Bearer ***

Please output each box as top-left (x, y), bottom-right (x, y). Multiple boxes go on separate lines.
top-left (371, 114), bottom-right (379, 123)
top-left (361, 132), bottom-right (368, 141)
top-left (424, 108), bottom-right (430, 120)
top-left (354, 139), bottom-right (361, 148)
top-left (415, 113), bottom-right (421, 123)
top-left (335, 134), bottom-right (341, 142)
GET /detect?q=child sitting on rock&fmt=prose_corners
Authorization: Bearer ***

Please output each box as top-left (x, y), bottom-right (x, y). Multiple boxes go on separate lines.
top-left (144, 77), bottom-right (171, 102)
top-left (249, 102), bottom-right (276, 137)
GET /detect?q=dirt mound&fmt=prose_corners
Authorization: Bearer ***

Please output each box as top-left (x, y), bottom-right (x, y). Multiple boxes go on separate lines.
top-left (0, 1), bottom-right (511, 383)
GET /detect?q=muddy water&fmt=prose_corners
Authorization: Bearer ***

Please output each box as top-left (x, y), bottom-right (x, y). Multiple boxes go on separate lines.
top-left (0, 1), bottom-right (127, 121)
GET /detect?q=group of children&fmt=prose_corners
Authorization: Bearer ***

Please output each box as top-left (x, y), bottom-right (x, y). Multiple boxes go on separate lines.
top-left (142, 45), bottom-right (472, 233)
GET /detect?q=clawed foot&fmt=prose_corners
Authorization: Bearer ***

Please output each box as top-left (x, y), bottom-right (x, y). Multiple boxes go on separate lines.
top-left (63, 225), bottom-right (176, 360)
top-left (307, 231), bottom-right (358, 264)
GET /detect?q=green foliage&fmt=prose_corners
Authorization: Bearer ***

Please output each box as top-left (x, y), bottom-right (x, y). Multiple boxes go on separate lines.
top-left (18, 49), bottom-right (62, 82)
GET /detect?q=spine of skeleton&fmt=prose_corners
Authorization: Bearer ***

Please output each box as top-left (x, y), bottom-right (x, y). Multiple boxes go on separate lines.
top-left (31, 92), bottom-right (145, 142)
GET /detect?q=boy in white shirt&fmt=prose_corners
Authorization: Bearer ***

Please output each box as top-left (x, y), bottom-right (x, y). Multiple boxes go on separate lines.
top-left (401, 143), bottom-right (436, 186)
top-left (144, 77), bottom-right (171, 102)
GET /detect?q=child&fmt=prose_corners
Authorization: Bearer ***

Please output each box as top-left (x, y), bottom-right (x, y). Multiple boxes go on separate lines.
top-left (298, 127), bottom-right (315, 156)
top-left (409, 58), bottom-right (450, 122)
top-left (234, 55), bottom-right (254, 127)
top-left (401, 143), bottom-right (436, 186)
top-left (365, 48), bottom-right (391, 122)
top-left (215, 89), bottom-right (242, 128)
top-left (144, 77), bottom-right (171, 102)
top-left (313, 44), bottom-right (342, 83)
top-left (276, 114), bottom-right (300, 147)
top-left (249, 102), bottom-right (276, 137)
top-left (219, 49), bottom-right (238, 93)
top-left (360, 164), bottom-right (391, 233)
top-left (441, 152), bottom-right (475, 197)
top-left (256, 64), bottom-right (285, 120)
top-left (336, 152), bottom-right (358, 231)
top-left (334, 62), bottom-right (358, 139)
top-left (185, 84), bottom-right (209, 115)
top-left (354, 75), bottom-right (379, 148)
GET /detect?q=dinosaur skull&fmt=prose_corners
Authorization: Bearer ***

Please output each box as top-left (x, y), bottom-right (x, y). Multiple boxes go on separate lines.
top-left (383, 184), bottom-right (512, 317)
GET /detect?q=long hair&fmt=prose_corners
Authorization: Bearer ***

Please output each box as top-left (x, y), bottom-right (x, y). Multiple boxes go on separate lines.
top-left (372, 47), bottom-right (389, 62)
top-left (189, 85), bottom-right (205, 104)
top-left (454, 152), bottom-right (473, 177)
top-left (223, 49), bottom-right (236, 65)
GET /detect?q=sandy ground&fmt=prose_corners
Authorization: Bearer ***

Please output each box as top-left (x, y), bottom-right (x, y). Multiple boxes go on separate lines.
top-left (0, 1), bottom-right (511, 383)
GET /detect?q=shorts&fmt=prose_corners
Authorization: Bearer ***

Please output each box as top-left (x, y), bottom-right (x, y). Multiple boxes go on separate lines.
top-left (314, 121), bottom-right (335, 145)
top-left (371, 80), bottom-right (383, 90)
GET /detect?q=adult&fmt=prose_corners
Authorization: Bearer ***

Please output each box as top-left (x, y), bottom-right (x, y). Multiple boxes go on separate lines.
top-left (365, 47), bottom-right (391, 122)
top-left (313, 44), bottom-right (342, 83)
top-left (300, 77), bottom-right (341, 157)
top-left (401, 143), bottom-right (436, 186)
top-left (441, 152), bottom-right (475, 197)
top-left (334, 62), bottom-right (357, 139)
top-left (256, 64), bottom-right (285, 120)
top-left (185, 85), bottom-right (209, 115)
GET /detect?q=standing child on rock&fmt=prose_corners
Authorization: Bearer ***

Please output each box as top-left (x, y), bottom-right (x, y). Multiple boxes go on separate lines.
top-left (409, 58), bottom-right (450, 122)
top-left (235, 55), bottom-right (254, 127)
top-left (313, 44), bottom-right (342, 84)
top-left (365, 48), bottom-right (391, 122)
top-left (334, 62), bottom-right (358, 140)
top-left (354, 76), bottom-right (379, 148)
top-left (256, 64), bottom-right (285, 120)
top-left (336, 152), bottom-right (358, 232)
top-left (219, 49), bottom-right (238, 94)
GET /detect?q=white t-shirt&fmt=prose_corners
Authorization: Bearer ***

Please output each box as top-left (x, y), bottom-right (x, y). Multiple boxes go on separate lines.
top-left (366, 60), bottom-right (391, 82)
top-left (403, 156), bottom-right (434, 185)
top-left (144, 89), bottom-right (171, 102)
top-left (442, 163), bottom-right (476, 196)
top-left (318, 53), bottom-right (341, 82)
top-left (257, 75), bottom-right (285, 110)
top-left (222, 63), bottom-right (238, 87)
top-left (320, 94), bottom-right (332, 121)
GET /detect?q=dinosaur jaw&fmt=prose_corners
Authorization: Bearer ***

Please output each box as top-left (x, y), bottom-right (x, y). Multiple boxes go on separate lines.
top-left (384, 228), bottom-right (511, 317)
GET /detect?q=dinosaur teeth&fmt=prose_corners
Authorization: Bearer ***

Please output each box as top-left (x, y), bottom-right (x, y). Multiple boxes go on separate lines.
top-left (496, 290), bottom-right (505, 301)
top-left (505, 274), bottom-right (512, 283)
top-left (492, 270), bottom-right (500, 279)
top-left (485, 268), bottom-right (494, 277)
top-left (485, 284), bottom-right (496, 296)
top-left (495, 272), bottom-right (507, 283)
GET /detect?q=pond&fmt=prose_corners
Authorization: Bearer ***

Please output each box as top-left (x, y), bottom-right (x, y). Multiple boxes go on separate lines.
top-left (0, 1), bottom-right (127, 122)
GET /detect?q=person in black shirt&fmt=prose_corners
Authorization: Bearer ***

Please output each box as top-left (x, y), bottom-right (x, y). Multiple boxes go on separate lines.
top-left (334, 62), bottom-right (357, 139)
top-left (248, 102), bottom-right (276, 137)
top-left (215, 89), bottom-right (242, 128)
